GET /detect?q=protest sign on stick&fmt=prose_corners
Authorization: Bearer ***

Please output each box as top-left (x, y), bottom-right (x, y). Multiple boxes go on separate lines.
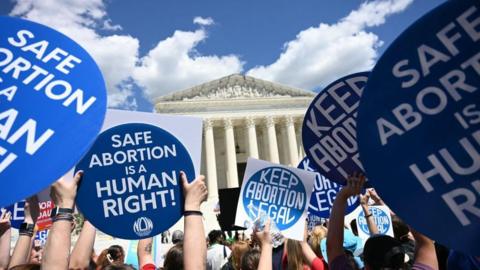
top-left (302, 72), bottom-right (369, 184)
top-left (235, 158), bottom-right (315, 241)
top-left (76, 123), bottom-right (196, 239)
top-left (357, 0), bottom-right (480, 254)
top-left (0, 16), bottom-right (107, 208)
top-left (297, 157), bottom-right (359, 218)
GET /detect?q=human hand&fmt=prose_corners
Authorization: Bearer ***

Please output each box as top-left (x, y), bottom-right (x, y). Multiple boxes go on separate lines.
top-left (338, 172), bottom-right (365, 199)
top-left (368, 189), bottom-right (384, 205)
top-left (255, 219), bottom-right (272, 247)
top-left (0, 209), bottom-right (11, 235)
top-left (181, 171), bottom-right (208, 211)
top-left (359, 191), bottom-right (370, 206)
top-left (24, 196), bottom-right (40, 224)
top-left (50, 171), bottom-right (83, 209)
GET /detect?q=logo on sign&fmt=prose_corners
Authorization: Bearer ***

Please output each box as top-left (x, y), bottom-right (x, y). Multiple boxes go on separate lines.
top-left (133, 217), bottom-right (153, 237)
top-left (358, 207), bottom-right (390, 235)
top-left (242, 166), bottom-right (307, 230)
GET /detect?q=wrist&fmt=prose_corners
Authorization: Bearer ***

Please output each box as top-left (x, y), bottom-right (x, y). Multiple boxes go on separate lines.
top-left (58, 200), bottom-right (75, 209)
top-left (23, 217), bottom-right (34, 224)
top-left (184, 202), bottom-right (201, 211)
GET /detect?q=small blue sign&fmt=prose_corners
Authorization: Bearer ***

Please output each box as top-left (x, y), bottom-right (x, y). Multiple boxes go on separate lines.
top-left (297, 157), bottom-right (359, 218)
top-left (302, 72), bottom-right (369, 184)
top-left (242, 166), bottom-right (307, 230)
top-left (357, 0), bottom-right (480, 254)
top-left (0, 16), bottom-right (107, 207)
top-left (357, 207), bottom-right (391, 235)
top-left (2, 201), bottom-right (25, 229)
top-left (75, 123), bottom-right (195, 240)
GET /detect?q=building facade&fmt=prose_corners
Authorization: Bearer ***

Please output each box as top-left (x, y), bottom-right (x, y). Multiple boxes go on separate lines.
top-left (155, 74), bottom-right (315, 231)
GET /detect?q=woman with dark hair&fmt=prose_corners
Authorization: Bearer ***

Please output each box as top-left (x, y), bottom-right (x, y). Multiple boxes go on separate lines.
top-left (163, 244), bottom-right (184, 270)
top-left (96, 245), bottom-right (125, 270)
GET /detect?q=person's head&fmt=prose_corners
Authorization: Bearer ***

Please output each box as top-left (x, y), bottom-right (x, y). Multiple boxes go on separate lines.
top-left (308, 225), bottom-right (327, 258)
top-left (240, 249), bottom-right (260, 270)
top-left (230, 240), bottom-right (251, 270)
top-left (285, 239), bottom-right (307, 270)
top-left (163, 243), bottom-right (183, 270)
top-left (392, 215), bottom-right (410, 242)
top-left (97, 245), bottom-right (125, 269)
top-left (172, 230), bottom-right (184, 244)
top-left (208, 230), bottom-right (224, 245)
top-left (29, 241), bottom-right (43, 264)
top-left (363, 235), bottom-right (408, 270)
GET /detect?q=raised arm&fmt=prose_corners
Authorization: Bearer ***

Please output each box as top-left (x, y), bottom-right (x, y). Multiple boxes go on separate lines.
top-left (9, 196), bottom-right (39, 268)
top-left (256, 219), bottom-right (272, 270)
top-left (42, 171), bottom-right (82, 270)
top-left (137, 237), bottom-right (154, 269)
top-left (301, 225), bottom-right (324, 270)
top-left (359, 192), bottom-right (379, 235)
top-left (326, 173), bottom-right (365, 265)
top-left (411, 229), bottom-right (438, 270)
top-left (69, 219), bottom-right (96, 269)
top-left (182, 172), bottom-right (208, 270)
top-left (0, 210), bottom-right (12, 270)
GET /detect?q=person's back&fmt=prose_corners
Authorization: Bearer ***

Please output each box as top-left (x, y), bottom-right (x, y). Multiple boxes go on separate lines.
top-left (207, 230), bottom-right (230, 270)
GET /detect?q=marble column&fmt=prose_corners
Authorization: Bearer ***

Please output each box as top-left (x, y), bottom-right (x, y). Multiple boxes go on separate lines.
top-left (246, 117), bottom-right (259, 159)
top-left (297, 124), bottom-right (305, 159)
top-left (285, 116), bottom-right (299, 166)
top-left (204, 119), bottom-right (218, 197)
top-left (224, 118), bottom-right (238, 188)
top-left (265, 116), bottom-right (280, 163)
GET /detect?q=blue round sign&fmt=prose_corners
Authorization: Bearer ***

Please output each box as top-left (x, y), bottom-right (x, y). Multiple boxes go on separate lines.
top-left (0, 16), bottom-right (107, 207)
top-left (297, 157), bottom-right (359, 218)
top-left (357, 0), bottom-right (480, 254)
top-left (75, 123), bottom-right (195, 239)
top-left (241, 166), bottom-right (307, 230)
top-left (302, 72), bottom-right (370, 185)
top-left (357, 207), bottom-right (391, 235)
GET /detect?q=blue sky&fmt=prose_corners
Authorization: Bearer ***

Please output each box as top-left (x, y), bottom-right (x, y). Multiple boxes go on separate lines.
top-left (1, 0), bottom-right (444, 111)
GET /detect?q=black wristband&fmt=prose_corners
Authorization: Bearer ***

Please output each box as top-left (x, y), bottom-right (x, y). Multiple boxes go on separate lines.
top-left (19, 223), bottom-right (35, 237)
top-left (52, 213), bottom-right (74, 223)
top-left (184, 210), bottom-right (202, 216)
top-left (365, 213), bottom-right (373, 218)
top-left (50, 207), bottom-right (74, 218)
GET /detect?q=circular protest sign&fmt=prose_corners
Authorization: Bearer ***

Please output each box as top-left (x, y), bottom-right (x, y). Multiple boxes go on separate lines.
top-left (0, 16), bottom-right (107, 208)
top-left (302, 72), bottom-right (369, 185)
top-left (241, 166), bottom-right (308, 231)
top-left (356, 206), bottom-right (392, 236)
top-left (297, 157), bottom-right (359, 218)
top-left (76, 123), bottom-right (194, 239)
top-left (357, 0), bottom-right (480, 254)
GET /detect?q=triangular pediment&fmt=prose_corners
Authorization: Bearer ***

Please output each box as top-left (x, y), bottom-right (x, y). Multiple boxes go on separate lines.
top-left (157, 74), bottom-right (315, 102)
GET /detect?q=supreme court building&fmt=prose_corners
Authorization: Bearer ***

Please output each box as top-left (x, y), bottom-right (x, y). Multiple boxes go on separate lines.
top-left (155, 74), bottom-right (315, 231)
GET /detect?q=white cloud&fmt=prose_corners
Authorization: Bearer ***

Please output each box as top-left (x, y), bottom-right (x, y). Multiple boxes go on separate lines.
top-left (10, 0), bottom-right (139, 109)
top-left (193, 16), bottom-right (215, 26)
top-left (247, 0), bottom-right (414, 90)
top-left (133, 28), bottom-right (243, 100)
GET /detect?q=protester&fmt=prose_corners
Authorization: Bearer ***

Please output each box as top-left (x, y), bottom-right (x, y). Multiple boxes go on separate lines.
top-left (137, 237), bottom-right (155, 270)
top-left (221, 240), bottom-right (250, 270)
top-left (207, 230), bottom-right (231, 269)
top-left (308, 225), bottom-right (327, 258)
top-left (96, 245), bottom-right (126, 269)
top-left (172, 230), bottom-right (184, 245)
top-left (326, 173), bottom-right (439, 270)
top-left (163, 244), bottom-right (184, 270)
top-left (0, 210), bottom-right (11, 270)
top-left (241, 249), bottom-right (261, 270)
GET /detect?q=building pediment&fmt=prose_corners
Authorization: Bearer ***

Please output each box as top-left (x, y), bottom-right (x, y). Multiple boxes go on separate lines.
top-left (156, 74), bottom-right (315, 102)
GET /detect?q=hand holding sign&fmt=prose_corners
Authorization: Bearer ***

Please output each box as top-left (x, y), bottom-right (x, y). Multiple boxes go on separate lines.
top-left (50, 171), bottom-right (82, 209)
top-left (182, 172), bottom-right (208, 211)
top-left (338, 173), bottom-right (365, 200)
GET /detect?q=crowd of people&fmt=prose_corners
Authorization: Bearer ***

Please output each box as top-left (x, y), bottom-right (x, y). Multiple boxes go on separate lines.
top-left (0, 171), bottom-right (478, 270)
